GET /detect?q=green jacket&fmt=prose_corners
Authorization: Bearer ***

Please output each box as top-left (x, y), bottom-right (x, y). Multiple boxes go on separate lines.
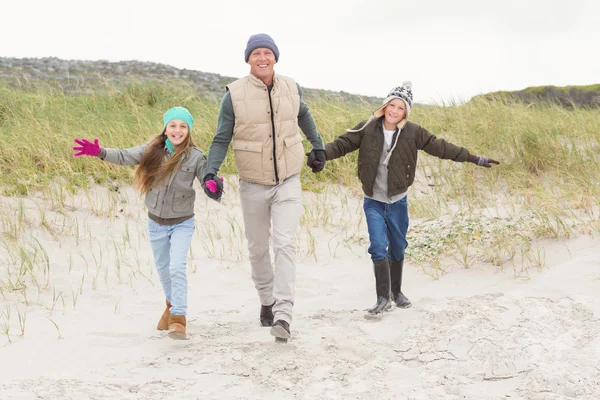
top-left (324, 117), bottom-right (472, 197)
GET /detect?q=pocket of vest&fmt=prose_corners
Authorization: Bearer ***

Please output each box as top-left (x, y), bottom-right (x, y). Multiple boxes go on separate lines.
top-left (284, 134), bottom-right (303, 148)
top-left (232, 140), bottom-right (263, 153)
top-left (283, 134), bottom-right (304, 164)
top-left (232, 139), bottom-right (263, 180)
top-left (282, 134), bottom-right (304, 177)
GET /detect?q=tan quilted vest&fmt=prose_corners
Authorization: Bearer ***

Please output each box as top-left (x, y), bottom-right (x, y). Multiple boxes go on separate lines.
top-left (228, 74), bottom-right (303, 185)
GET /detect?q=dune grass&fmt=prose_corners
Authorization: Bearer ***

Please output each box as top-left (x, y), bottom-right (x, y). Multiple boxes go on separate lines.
top-left (0, 79), bottom-right (599, 311)
top-left (1, 80), bottom-right (598, 199)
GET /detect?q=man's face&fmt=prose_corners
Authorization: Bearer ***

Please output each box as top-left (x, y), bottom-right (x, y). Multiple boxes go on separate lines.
top-left (248, 47), bottom-right (276, 84)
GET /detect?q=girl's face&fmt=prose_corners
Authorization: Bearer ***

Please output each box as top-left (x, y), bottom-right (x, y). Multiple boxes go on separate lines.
top-left (384, 99), bottom-right (406, 126)
top-left (165, 119), bottom-right (190, 147)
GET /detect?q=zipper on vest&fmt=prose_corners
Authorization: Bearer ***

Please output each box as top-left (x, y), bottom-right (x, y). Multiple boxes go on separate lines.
top-left (268, 89), bottom-right (279, 184)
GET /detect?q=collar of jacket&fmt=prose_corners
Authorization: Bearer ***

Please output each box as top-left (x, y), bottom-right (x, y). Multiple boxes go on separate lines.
top-left (375, 115), bottom-right (407, 131)
top-left (248, 72), bottom-right (279, 89)
top-left (164, 145), bottom-right (191, 161)
top-left (346, 115), bottom-right (406, 134)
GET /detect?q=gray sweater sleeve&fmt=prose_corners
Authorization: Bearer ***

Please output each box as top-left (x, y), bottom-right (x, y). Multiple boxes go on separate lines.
top-left (297, 84), bottom-right (324, 150)
top-left (194, 149), bottom-right (208, 185)
top-left (205, 92), bottom-right (235, 177)
top-left (98, 144), bottom-right (148, 165)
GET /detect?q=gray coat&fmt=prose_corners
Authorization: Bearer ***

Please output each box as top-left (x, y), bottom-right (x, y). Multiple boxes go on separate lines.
top-left (98, 144), bottom-right (207, 219)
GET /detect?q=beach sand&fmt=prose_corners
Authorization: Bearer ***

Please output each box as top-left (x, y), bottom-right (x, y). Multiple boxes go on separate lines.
top-left (1, 179), bottom-right (599, 400)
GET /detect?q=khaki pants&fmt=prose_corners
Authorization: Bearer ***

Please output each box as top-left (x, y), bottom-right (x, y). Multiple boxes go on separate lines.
top-left (239, 175), bottom-right (302, 325)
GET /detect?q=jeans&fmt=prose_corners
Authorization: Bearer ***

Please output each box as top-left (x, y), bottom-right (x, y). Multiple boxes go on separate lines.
top-left (148, 217), bottom-right (195, 316)
top-left (363, 196), bottom-right (409, 262)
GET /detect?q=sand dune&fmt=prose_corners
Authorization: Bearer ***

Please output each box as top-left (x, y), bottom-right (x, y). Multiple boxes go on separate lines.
top-left (1, 180), bottom-right (599, 400)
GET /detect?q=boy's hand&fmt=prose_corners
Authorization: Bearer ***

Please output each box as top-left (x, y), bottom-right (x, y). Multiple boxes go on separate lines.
top-left (469, 155), bottom-right (500, 168)
top-left (306, 149), bottom-right (326, 173)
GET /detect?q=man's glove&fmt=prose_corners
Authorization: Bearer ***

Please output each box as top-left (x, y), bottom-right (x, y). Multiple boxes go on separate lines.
top-left (202, 174), bottom-right (224, 201)
top-left (306, 149), bottom-right (326, 173)
top-left (469, 155), bottom-right (500, 168)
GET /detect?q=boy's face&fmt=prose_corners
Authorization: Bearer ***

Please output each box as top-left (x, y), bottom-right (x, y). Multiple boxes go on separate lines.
top-left (165, 119), bottom-right (190, 147)
top-left (384, 99), bottom-right (406, 126)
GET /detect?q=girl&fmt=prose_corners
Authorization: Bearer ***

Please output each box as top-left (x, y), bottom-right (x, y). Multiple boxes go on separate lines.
top-left (73, 106), bottom-right (222, 338)
top-left (322, 82), bottom-right (499, 316)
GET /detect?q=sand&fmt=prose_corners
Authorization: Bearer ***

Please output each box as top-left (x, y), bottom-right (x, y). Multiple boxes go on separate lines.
top-left (0, 179), bottom-right (599, 400)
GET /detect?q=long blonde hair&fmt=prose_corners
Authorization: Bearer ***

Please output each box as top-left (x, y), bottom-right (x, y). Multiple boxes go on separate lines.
top-left (134, 129), bottom-right (196, 195)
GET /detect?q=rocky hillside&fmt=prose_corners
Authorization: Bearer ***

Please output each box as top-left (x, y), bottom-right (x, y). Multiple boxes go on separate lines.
top-left (475, 84), bottom-right (600, 108)
top-left (0, 57), bottom-right (382, 105)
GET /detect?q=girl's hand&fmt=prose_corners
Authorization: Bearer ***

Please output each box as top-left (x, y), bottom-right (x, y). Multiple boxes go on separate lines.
top-left (202, 174), bottom-right (224, 201)
top-left (73, 138), bottom-right (101, 157)
top-left (205, 178), bottom-right (223, 193)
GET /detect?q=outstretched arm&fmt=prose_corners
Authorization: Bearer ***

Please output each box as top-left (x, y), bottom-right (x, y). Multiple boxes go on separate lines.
top-left (73, 138), bottom-right (146, 166)
top-left (416, 126), bottom-right (499, 167)
top-left (417, 126), bottom-right (472, 162)
top-left (324, 120), bottom-right (367, 161)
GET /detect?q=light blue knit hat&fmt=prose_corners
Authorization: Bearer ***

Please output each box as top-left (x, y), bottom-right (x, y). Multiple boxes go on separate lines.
top-left (163, 107), bottom-right (194, 132)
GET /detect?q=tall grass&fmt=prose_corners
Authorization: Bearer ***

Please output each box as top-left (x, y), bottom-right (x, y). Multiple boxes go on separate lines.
top-left (1, 80), bottom-right (598, 199)
top-left (1, 79), bottom-right (599, 280)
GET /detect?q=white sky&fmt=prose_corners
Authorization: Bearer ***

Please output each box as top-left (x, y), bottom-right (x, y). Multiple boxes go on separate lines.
top-left (2, 0), bottom-right (599, 104)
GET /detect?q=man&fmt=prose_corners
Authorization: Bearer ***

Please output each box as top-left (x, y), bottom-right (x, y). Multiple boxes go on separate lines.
top-left (202, 33), bottom-right (325, 342)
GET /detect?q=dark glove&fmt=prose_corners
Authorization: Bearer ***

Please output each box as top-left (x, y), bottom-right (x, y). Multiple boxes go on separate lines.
top-left (202, 174), bottom-right (224, 201)
top-left (306, 149), bottom-right (326, 173)
top-left (469, 155), bottom-right (500, 168)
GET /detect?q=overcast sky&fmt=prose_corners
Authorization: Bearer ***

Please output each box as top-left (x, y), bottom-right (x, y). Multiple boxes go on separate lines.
top-left (2, 0), bottom-right (599, 104)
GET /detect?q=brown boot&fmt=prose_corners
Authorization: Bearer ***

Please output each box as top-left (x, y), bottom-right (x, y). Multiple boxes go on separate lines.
top-left (157, 300), bottom-right (172, 331)
top-left (168, 315), bottom-right (187, 340)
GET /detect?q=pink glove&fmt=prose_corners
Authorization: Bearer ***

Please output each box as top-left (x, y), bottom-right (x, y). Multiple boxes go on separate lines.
top-left (73, 138), bottom-right (101, 157)
top-left (205, 177), bottom-right (224, 193)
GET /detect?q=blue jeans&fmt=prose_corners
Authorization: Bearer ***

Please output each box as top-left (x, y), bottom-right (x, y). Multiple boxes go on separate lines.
top-left (363, 197), bottom-right (409, 262)
top-left (148, 217), bottom-right (195, 316)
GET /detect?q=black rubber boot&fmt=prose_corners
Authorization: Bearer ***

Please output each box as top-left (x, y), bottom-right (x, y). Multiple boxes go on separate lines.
top-left (367, 259), bottom-right (392, 315)
top-left (260, 302), bottom-right (275, 327)
top-left (390, 259), bottom-right (412, 308)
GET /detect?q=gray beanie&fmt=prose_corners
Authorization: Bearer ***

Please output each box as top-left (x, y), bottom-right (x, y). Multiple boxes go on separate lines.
top-left (244, 33), bottom-right (279, 62)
